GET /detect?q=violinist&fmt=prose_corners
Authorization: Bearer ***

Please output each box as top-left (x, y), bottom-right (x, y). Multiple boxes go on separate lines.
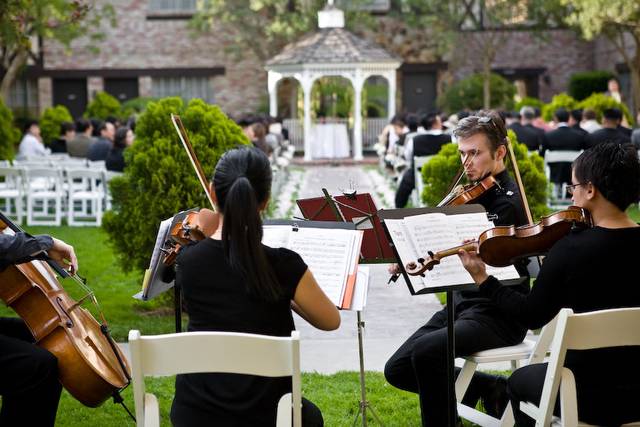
top-left (384, 111), bottom-right (530, 426)
top-left (0, 232), bottom-right (77, 426)
top-left (458, 142), bottom-right (640, 426)
top-left (170, 147), bottom-right (340, 427)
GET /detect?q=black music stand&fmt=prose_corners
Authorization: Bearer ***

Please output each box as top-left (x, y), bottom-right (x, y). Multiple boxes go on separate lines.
top-left (379, 205), bottom-right (527, 427)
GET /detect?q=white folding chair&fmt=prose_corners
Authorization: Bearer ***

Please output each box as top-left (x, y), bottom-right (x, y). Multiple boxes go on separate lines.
top-left (25, 167), bottom-right (64, 226)
top-left (412, 155), bottom-right (434, 207)
top-left (66, 168), bottom-right (105, 226)
top-left (543, 150), bottom-right (582, 204)
top-left (128, 330), bottom-right (302, 427)
top-left (0, 167), bottom-right (26, 224)
top-left (520, 308), bottom-right (640, 426)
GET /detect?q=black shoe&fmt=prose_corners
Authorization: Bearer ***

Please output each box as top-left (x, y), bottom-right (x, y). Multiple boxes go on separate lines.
top-left (482, 376), bottom-right (509, 418)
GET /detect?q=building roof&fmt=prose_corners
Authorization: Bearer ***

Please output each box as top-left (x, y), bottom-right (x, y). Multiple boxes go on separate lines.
top-left (266, 27), bottom-right (399, 67)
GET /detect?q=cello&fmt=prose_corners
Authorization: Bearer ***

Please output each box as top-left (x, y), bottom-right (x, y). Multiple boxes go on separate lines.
top-left (0, 213), bottom-right (131, 409)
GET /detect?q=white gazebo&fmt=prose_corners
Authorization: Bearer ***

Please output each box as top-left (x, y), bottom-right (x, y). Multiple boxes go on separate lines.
top-left (265, 3), bottom-right (401, 161)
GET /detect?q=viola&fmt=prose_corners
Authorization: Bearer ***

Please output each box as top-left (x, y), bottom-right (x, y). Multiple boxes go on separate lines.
top-left (437, 175), bottom-right (498, 207)
top-left (163, 208), bottom-right (220, 266)
top-left (405, 206), bottom-right (592, 276)
top-left (0, 215), bottom-right (130, 407)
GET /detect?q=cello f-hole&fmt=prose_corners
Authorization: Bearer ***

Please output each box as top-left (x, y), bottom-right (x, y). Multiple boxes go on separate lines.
top-left (56, 297), bottom-right (74, 328)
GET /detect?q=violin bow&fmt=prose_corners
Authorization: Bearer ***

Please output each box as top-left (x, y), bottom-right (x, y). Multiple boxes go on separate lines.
top-left (171, 114), bottom-right (217, 212)
top-left (505, 136), bottom-right (534, 225)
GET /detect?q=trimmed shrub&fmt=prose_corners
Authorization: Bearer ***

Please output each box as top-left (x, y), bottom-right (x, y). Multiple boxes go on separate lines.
top-left (85, 91), bottom-right (122, 120)
top-left (120, 97), bottom-right (156, 119)
top-left (577, 93), bottom-right (634, 125)
top-left (514, 96), bottom-right (544, 112)
top-left (568, 70), bottom-right (615, 101)
top-left (437, 73), bottom-right (515, 113)
top-left (541, 93), bottom-right (577, 121)
top-left (421, 130), bottom-right (549, 220)
top-left (102, 97), bottom-right (250, 273)
top-left (40, 105), bottom-right (73, 146)
top-left (0, 98), bottom-right (20, 160)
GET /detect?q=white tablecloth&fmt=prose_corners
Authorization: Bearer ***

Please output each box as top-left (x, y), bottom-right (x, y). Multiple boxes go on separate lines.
top-left (310, 124), bottom-right (350, 159)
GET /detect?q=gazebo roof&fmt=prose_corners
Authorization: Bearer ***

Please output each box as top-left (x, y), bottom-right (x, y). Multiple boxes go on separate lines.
top-left (266, 27), bottom-right (399, 67)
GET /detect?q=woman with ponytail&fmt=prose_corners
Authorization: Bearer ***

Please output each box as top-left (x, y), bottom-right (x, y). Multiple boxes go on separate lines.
top-left (171, 147), bottom-right (340, 427)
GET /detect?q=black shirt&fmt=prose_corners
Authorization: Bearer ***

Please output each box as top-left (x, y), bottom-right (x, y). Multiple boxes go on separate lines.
top-left (105, 147), bottom-right (125, 172)
top-left (587, 127), bottom-right (631, 147)
top-left (454, 169), bottom-right (529, 342)
top-left (0, 233), bottom-right (53, 271)
top-left (480, 226), bottom-right (640, 389)
top-left (171, 238), bottom-right (307, 426)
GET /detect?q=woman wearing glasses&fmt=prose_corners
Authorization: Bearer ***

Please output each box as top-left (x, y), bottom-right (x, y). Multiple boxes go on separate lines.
top-left (459, 142), bottom-right (640, 426)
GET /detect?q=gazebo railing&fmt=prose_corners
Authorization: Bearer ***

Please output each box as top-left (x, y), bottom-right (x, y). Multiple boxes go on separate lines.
top-left (282, 118), bottom-right (387, 153)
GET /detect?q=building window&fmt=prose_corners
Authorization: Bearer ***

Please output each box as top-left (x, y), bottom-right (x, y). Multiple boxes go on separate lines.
top-left (6, 77), bottom-right (39, 117)
top-left (151, 76), bottom-right (214, 103)
top-left (148, 0), bottom-right (197, 12)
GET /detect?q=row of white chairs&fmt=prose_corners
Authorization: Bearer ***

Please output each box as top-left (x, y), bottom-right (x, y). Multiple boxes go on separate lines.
top-left (0, 165), bottom-right (122, 226)
top-left (129, 307), bottom-right (640, 427)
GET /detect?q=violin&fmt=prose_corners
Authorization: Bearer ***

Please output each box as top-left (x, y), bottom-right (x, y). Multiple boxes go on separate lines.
top-left (405, 206), bottom-right (592, 276)
top-left (163, 208), bottom-right (220, 266)
top-left (437, 175), bottom-right (498, 207)
top-left (0, 214), bottom-right (130, 407)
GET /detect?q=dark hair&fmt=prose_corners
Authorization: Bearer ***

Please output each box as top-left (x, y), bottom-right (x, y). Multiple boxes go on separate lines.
top-left (75, 118), bottom-right (92, 133)
top-left (60, 121), bottom-right (75, 135)
top-left (573, 143), bottom-right (640, 211)
top-left (603, 108), bottom-right (623, 121)
top-left (390, 114), bottom-right (405, 126)
top-left (405, 113), bottom-right (419, 132)
top-left (23, 119), bottom-right (39, 133)
top-left (570, 109), bottom-right (583, 122)
top-left (113, 127), bottom-right (130, 149)
top-left (453, 110), bottom-right (508, 152)
top-left (213, 147), bottom-right (280, 300)
top-left (554, 108), bottom-right (570, 123)
top-left (91, 119), bottom-right (102, 137)
top-left (583, 109), bottom-right (597, 120)
top-left (420, 113), bottom-right (438, 130)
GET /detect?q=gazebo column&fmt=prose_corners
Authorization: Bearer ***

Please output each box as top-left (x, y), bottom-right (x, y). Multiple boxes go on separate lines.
top-left (353, 71), bottom-right (364, 161)
top-left (301, 74), bottom-right (313, 161)
top-left (267, 71), bottom-right (281, 118)
top-left (387, 71), bottom-right (396, 120)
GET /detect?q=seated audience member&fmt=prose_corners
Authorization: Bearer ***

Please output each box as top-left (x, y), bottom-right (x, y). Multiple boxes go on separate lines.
top-left (87, 121), bottom-right (115, 161)
top-left (540, 108), bottom-right (587, 186)
top-left (532, 107), bottom-right (551, 131)
top-left (458, 143), bottom-right (640, 427)
top-left (17, 120), bottom-right (50, 158)
top-left (581, 109), bottom-right (602, 133)
top-left (569, 109), bottom-right (588, 136)
top-left (106, 127), bottom-right (133, 172)
top-left (67, 119), bottom-right (94, 158)
top-left (170, 147), bottom-right (339, 427)
top-left (510, 106), bottom-right (546, 151)
top-left (587, 108), bottom-right (631, 147)
top-left (50, 121), bottom-right (75, 153)
top-left (250, 121), bottom-right (272, 156)
top-left (395, 113), bottom-right (451, 208)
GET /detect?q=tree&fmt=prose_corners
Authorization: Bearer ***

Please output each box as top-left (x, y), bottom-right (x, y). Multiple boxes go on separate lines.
top-left (0, 0), bottom-right (114, 99)
top-left (438, 73), bottom-right (515, 113)
top-left (561, 0), bottom-right (640, 112)
top-left (40, 104), bottom-right (72, 146)
top-left (84, 91), bottom-right (121, 119)
top-left (0, 97), bottom-right (20, 160)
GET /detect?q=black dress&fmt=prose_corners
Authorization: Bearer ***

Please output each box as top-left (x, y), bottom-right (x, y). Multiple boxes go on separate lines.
top-left (170, 238), bottom-right (308, 426)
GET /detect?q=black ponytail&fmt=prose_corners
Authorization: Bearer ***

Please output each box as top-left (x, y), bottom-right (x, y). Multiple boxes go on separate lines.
top-left (214, 147), bottom-right (280, 300)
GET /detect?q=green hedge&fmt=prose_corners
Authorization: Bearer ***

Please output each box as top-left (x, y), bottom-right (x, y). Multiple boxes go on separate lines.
top-left (437, 73), bottom-right (515, 113)
top-left (514, 96), bottom-right (544, 112)
top-left (421, 130), bottom-right (549, 220)
top-left (568, 70), bottom-right (615, 101)
top-left (102, 97), bottom-right (250, 273)
top-left (541, 93), bottom-right (578, 121)
top-left (85, 91), bottom-right (121, 120)
top-left (40, 105), bottom-right (73, 146)
top-left (0, 98), bottom-right (20, 160)
top-left (577, 93), bottom-right (633, 125)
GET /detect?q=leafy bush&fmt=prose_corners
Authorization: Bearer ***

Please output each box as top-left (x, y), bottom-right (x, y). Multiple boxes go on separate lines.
top-left (85, 91), bottom-right (122, 120)
top-left (421, 130), bottom-right (549, 220)
top-left (577, 93), bottom-right (634, 125)
top-left (120, 97), bottom-right (156, 119)
top-left (514, 96), bottom-right (544, 112)
top-left (40, 105), bottom-right (73, 146)
top-left (102, 97), bottom-right (250, 273)
top-left (437, 73), bottom-right (515, 113)
top-left (0, 98), bottom-right (20, 160)
top-left (541, 93), bottom-right (577, 121)
top-left (568, 70), bottom-right (615, 101)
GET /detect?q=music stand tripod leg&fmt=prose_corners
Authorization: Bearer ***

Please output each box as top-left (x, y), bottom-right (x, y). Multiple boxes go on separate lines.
top-left (352, 311), bottom-right (385, 427)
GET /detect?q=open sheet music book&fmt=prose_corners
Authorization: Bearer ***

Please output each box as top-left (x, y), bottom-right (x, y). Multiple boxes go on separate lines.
top-left (262, 224), bottom-right (364, 310)
top-left (385, 211), bottom-right (520, 292)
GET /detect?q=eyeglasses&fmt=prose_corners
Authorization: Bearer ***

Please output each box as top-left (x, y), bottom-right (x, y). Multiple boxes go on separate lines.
top-left (566, 183), bottom-right (586, 195)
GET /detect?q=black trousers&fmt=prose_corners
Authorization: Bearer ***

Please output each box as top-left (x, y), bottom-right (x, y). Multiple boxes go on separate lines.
top-left (508, 363), bottom-right (640, 427)
top-left (0, 317), bottom-right (62, 427)
top-left (384, 307), bottom-right (522, 427)
top-left (395, 168), bottom-right (415, 208)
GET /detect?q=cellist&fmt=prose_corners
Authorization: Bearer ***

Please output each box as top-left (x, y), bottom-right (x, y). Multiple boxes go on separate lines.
top-left (384, 111), bottom-right (530, 426)
top-left (0, 231), bottom-right (77, 426)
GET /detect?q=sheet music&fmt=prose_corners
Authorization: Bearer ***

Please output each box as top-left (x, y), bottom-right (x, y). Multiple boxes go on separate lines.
top-left (136, 216), bottom-right (175, 301)
top-left (262, 225), bottom-right (292, 249)
top-left (350, 266), bottom-right (370, 311)
top-left (384, 219), bottom-right (427, 291)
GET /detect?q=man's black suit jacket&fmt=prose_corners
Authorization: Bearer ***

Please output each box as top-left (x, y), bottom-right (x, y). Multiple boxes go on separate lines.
top-left (541, 126), bottom-right (586, 184)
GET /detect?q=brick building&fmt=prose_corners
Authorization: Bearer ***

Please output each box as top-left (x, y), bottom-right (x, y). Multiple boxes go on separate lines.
top-left (4, 0), bottom-right (634, 122)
